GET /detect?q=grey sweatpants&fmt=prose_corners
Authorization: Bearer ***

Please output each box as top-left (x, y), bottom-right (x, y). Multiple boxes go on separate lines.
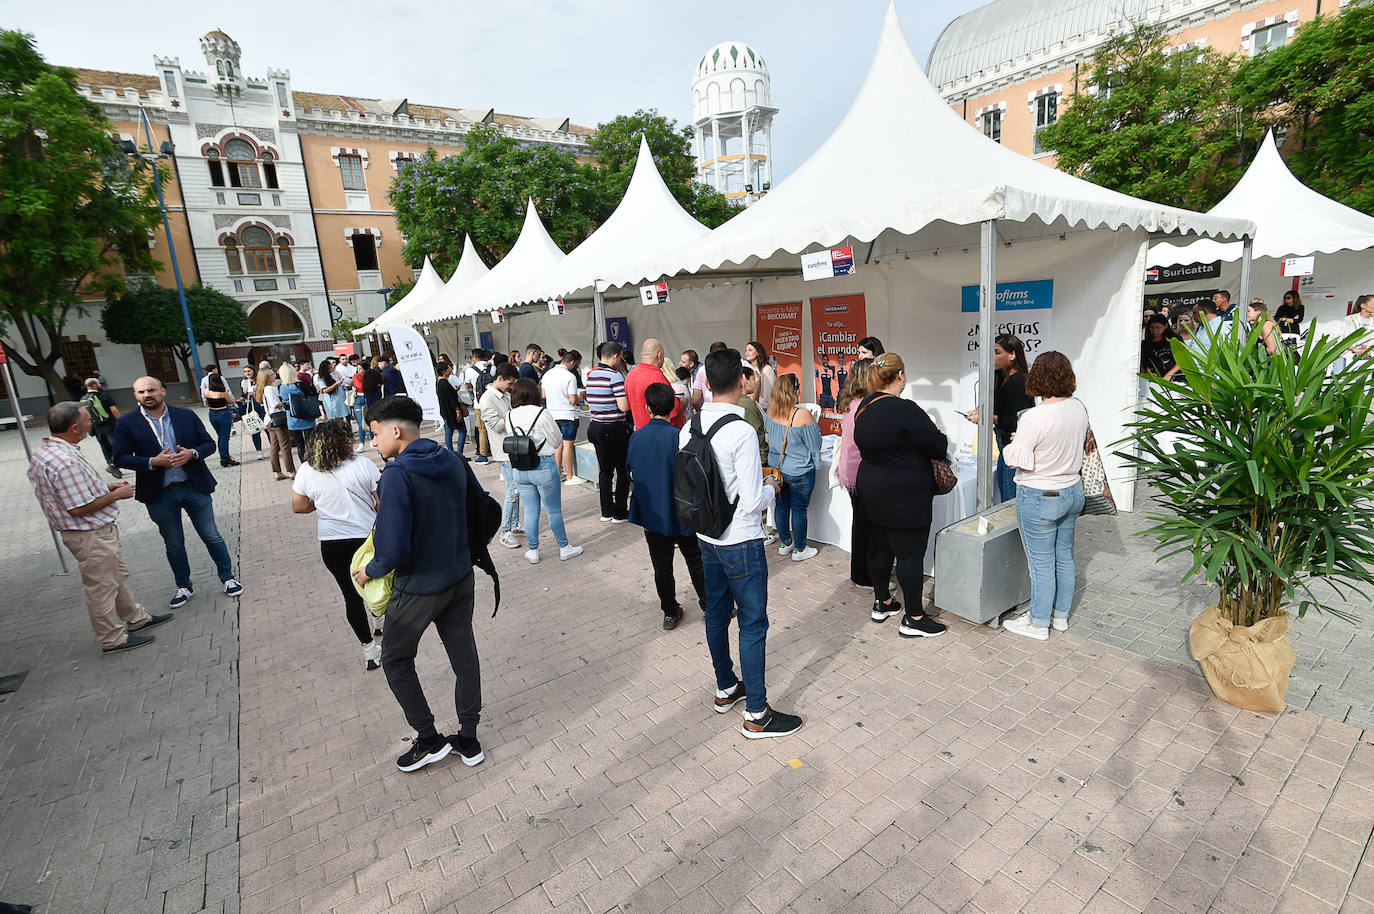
top-left (381, 572), bottom-right (482, 740)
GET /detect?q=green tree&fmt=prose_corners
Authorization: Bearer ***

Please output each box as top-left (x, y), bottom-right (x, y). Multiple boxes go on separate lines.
top-left (329, 319), bottom-right (365, 341)
top-left (586, 108), bottom-right (739, 228)
top-left (0, 30), bottom-right (161, 400)
top-left (1234, 4), bottom-right (1374, 214)
top-left (102, 281), bottom-right (249, 384)
top-left (1038, 22), bottom-right (1258, 211)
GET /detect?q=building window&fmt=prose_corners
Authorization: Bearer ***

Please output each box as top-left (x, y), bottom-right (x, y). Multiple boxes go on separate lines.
top-left (163, 70), bottom-right (179, 99)
top-left (141, 344), bottom-right (180, 384)
top-left (276, 82), bottom-right (288, 108)
top-left (278, 239), bottom-right (294, 273)
top-left (339, 155), bottom-right (366, 191)
top-left (225, 138), bottom-right (261, 188)
top-left (60, 339), bottom-right (100, 383)
top-left (1252, 22), bottom-right (1289, 54)
top-left (1033, 93), bottom-right (1058, 154)
top-left (352, 234), bottom-right (379, 271)
top-left (224, 239), bottom-right (242, 274)
top-left (242, 226), bottom-right (277, 273)
top-left (215, 59), bottom-right (225, 77)
top-left (980, 110), bottom-right (1003, 144)
top-left (262, 151), bottom-right (279, 189)
top-left (207, 149), bottom-right (225, 187)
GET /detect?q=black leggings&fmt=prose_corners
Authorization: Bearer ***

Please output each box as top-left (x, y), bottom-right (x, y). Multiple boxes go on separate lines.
top-left (867, 522), bottom-right (931, 611)
top-left (848, 490), bottom-right (872, 587)
top-left (320, 537), bottom-right (372, 645)
top-left (292, 427), bottom-right (313, 463)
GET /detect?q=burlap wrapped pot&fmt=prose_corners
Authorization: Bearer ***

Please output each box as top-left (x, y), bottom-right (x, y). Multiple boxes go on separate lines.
top-left (1188, 605), bottom-right (1295, 712)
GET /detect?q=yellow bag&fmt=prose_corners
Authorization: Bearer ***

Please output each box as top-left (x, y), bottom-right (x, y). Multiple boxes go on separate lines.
top-left (1188, 605), bottom-right (1295, 712)
top-left (350, 530), bottom-right (394, 617)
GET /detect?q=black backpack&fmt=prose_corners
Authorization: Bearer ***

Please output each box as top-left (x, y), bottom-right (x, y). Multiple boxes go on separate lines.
top-left (674, 413), bottom-right (744, 538)
top-left (473, 364), bottom-right (495, 402)
top-left (461, 457), bottom-right (503, 616)
top-left (503, 407), bottom-right (546, 470)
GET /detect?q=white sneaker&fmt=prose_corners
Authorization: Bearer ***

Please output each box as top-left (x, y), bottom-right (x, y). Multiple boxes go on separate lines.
top-left (499, 532), bottom-right (521, 549)
top-left (611, 517), bottom-right (629, 524)
top-left (222, 579), bottom-right (244, 597)
top-left (1003, 613), bottom-right (1049, 641)
top-left (1051, 615), bottom-right (1069, 632)
top-left (354, 444), bottom-right (365, 454)
top-left (777, 541), bottom-right (793, 556)
top-left (525, 549), bottom-right (540, 565)
top-left (559, 544), bottom-right (584, 561)
top-left (791, 546), bottom-right (819, 562)
top-left (256, 451), bottom-right (266, 460)
top-left (600, 515), bottom-right (614, 523)
top-left (565, 475), bottom-right (587, 486)
top-left (512, 527), bottom-right (525, 537)
top-left (363, 641), bottom-right (381, 671)
top-left (763, 532), bottom-right (778, 546)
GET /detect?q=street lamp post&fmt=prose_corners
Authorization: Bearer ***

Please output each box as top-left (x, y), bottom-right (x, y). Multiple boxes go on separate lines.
top-left (122, 104), bottom-right (202, 385)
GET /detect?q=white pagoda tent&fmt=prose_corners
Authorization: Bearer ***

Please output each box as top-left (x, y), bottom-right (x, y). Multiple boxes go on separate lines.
top-left (354, 255), bottom-right (444, 337)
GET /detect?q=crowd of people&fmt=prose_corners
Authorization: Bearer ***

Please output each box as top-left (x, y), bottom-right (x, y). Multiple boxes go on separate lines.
top-left (28, 327), bottom-right (1107, 770)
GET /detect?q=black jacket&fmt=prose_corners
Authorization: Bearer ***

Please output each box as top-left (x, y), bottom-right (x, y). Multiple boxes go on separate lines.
top-left (436, 378), bottom-right (463, 426)
top-left (366, 439), bottom-right (470, 595)
top-left (853, 393), bottom-right (948, 529)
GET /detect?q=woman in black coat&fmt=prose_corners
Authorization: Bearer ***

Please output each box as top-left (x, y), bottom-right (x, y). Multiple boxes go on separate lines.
top-left (853, 352), bottom-right (949, 639)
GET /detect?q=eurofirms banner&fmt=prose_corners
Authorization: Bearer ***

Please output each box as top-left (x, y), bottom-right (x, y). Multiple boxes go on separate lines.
top-left (754, 301), bottom-right (804, 384)
top-left (955, 279), bottom-right (1054, 457)
top-left (809, 294), bottom-right (868, 436)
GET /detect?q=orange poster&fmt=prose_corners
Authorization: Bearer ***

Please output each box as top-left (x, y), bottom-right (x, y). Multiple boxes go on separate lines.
top-left (755, 301), bottom-right (804, 382)
top-left (809, 293), bottom-right (868, 436)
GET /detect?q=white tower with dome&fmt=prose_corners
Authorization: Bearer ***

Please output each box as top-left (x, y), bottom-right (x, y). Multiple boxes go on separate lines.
top-left (692, 41), bottom-right (776, 205)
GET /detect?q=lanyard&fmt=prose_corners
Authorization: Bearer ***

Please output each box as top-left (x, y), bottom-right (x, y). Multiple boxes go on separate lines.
top-left (140, 406), bottom-right (174, 451)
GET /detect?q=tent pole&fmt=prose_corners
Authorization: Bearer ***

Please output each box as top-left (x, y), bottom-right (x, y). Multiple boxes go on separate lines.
top-left (977, 220), bottom-right (998, 513)
top-left (470, 315), bottom-right (480, 348)
top-left (593, 283), bottom-right (607, 352)
top-left (1238, 236), bottom-right (1254, 308)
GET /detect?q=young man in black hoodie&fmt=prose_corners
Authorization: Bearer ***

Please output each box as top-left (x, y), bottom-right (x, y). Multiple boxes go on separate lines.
top-left (352, 396), bottom-right (485, 771)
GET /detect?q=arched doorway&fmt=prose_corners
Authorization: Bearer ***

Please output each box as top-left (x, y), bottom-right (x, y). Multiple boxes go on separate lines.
top-left (246, 301), bottom-right (305, 368)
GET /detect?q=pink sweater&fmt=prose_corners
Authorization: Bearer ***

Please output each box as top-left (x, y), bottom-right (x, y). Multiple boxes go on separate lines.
top-left (837, 401), bottom-right (861, 491)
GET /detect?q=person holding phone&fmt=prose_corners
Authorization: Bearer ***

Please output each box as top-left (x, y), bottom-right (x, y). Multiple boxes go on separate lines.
top-left (965, 334), bottom-right (1033, 503)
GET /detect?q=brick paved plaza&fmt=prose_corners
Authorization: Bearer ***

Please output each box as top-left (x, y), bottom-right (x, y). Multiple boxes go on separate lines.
top-left (1, 414), bottom-right (1372, 913)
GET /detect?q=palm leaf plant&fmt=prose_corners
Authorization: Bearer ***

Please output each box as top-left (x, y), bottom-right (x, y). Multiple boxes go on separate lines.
top-left (1123, 320), bottom-right (1374, 629)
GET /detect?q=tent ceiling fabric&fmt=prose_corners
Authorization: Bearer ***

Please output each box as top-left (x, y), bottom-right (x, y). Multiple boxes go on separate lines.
top-left (355, 255), bottom-right (444, 336)
top-left (1149, 130), bottom-right (1374, 267)
top-left (423, 201), bottom-right (566, 321)
top-left (502, 136), bottom-right (712, 305)
top-left (639, 2), bottom-right (1251, 282)
top-left (401, 234), bottom-right (490, 326)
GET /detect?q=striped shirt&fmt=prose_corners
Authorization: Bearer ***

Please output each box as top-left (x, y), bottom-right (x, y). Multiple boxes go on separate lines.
top-left (28, 437), bottom-right (118, 531)
top-left (585, 364), bottom-right (626, 423)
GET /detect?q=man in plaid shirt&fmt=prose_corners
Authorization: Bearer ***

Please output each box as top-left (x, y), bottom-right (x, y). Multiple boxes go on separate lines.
top-left (27, 402), bottom-right (173, 653)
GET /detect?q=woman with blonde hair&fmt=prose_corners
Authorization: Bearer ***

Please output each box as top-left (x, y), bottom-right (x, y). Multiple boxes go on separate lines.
top-left (291, 418), bottom-right (382, 670)
top-left (853, 352), bottom-right (948, 637)
top-left (257, 367), bottom-right (295, 479)
top-left (1248, 299), bottom-right (1280, 356)
top-left (836, 358), bottom-right (874, 587)
top-left (278, 363), bottom-right (317, 464)
top-left (765, 372), bottom-right (822, 562)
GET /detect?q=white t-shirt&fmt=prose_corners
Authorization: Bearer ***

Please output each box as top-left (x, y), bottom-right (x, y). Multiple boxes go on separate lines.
top-left (292, 456), bottom-right (381, 540)
top-left (540, 365), bottom-right (580, 420)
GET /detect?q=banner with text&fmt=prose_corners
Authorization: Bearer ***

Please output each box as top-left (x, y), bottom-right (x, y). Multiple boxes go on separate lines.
top-left (809, 294), bottom-right (868, 437)
top-left (605, 317), bottom-right (633, 355)
top-left (800, 246), bottom-right (856, 282)
top-left (387, 323), bottom-right (440, 422)
top-left (956, 280), bottom-right (1054, 457)
top-left (754, 302), bottom-right (804, 387)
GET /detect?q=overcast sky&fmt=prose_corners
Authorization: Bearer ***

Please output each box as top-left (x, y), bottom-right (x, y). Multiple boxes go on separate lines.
top-left (8, 0), bottom-right (989, 181)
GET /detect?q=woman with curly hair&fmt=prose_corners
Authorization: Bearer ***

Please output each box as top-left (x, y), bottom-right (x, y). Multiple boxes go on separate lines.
top-left (291, 418), bottom-right (383, 670)
top-left (1001, 351), bottom-right (1088, 642)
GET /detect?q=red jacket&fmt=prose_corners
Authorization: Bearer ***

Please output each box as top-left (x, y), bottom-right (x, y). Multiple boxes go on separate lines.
top-left (626, 361), bottom-right (684, 430)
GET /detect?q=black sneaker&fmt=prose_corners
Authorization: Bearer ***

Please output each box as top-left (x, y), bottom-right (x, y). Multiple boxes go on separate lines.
top-left (396, 735), bottom-right (452, 772)
top-left (450, 734), bottom-right (485, 767)
top-left (129, 612), bottom-right (173, 633)
top-left (741, 706), bottom-right (804, 739)
top-left (713, 681), bottom-right (746, 713)
top-left (898, 613), bottom-right (948, 638)
top-left (871, 597), bottom-right (902, 623)
top-left (221, 457), bottom-right (240, 467)
top-left (663, 604), bottom-right (684, 631)
top-left (102, 632), bottom-right (155, 654)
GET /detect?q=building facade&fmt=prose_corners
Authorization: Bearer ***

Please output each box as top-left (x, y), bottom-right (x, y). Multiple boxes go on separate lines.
top-left (4, 29), bottom-right (592, 408)
top-left (928, 0), bottom-right (1340, 163)
top-left (692, 41), bottom-right (777, 204)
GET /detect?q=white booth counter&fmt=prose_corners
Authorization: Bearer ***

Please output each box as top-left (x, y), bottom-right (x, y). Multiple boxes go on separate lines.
top-left (808, 436), bottom-right (979, 573)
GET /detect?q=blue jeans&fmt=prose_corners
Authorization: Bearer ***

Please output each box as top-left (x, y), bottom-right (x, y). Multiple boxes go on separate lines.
top-left (499, 462), bottom-right (521, 533)
top-left (700, 539), bottom-right (769, 713)
top-left (444, 419), bottom-right (467, 454)
top-left (145, 485), bottom-right (235, 588)
top-left (353, 401), bottom-right (372, 443)
top-left (775, 469), bottom-right (816, 549)
top-left (513, 456), bottom-right (568, 550)
top-left (995, 432), bottom-right (1016, 504)
top-left (208, 409), bottom-right (233, 460)
top-left (1016, 481), bottom-right (1085, 626)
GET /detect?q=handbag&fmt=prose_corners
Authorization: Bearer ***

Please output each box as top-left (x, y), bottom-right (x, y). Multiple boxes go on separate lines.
top-left (242, 408), bottom-right (265, 434)
top-left (503, 407), bottom-right (546, 470)
top-left (1077, 400), bottom-right (1117, 515)
top-left (763, 406), bottom-right (796, 485)
top-left (857, 393), bottom-right (958, 495)
top-left (289, 390), bottom-right (322, 421)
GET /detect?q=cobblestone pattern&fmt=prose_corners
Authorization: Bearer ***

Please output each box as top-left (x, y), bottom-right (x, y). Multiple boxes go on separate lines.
top-left (0, 415), bottom-right (241, 914)
top-left (234, 452), bottom-right (1374, 914)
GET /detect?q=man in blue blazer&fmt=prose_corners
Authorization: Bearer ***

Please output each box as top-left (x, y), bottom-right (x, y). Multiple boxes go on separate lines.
top-left (113, 376), bottom-right (244, 609)
top-left (626, 382), bottom-right (706, 631)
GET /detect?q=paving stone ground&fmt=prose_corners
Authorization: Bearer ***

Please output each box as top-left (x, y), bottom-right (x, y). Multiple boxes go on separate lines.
top-left (4, 413), bottom-right (1374, 914)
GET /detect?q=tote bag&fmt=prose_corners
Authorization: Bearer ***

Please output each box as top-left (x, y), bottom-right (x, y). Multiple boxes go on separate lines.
top-left (242, 408), bottom-right (265, 435)
top-left (1078, 402), bottom-right (1117, 516)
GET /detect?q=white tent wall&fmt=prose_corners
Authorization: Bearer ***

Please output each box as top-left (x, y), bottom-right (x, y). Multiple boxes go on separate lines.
top-left (1147, 250), bottom-right (1372, 331)
top-left (473, 306), bottom-right (597, 359)
top-left (620, 283), bottom-right (753, 360)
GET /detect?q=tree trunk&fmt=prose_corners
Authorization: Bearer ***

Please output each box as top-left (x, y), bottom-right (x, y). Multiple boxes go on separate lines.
top-left (1, 335), bottom-right (68, 405)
